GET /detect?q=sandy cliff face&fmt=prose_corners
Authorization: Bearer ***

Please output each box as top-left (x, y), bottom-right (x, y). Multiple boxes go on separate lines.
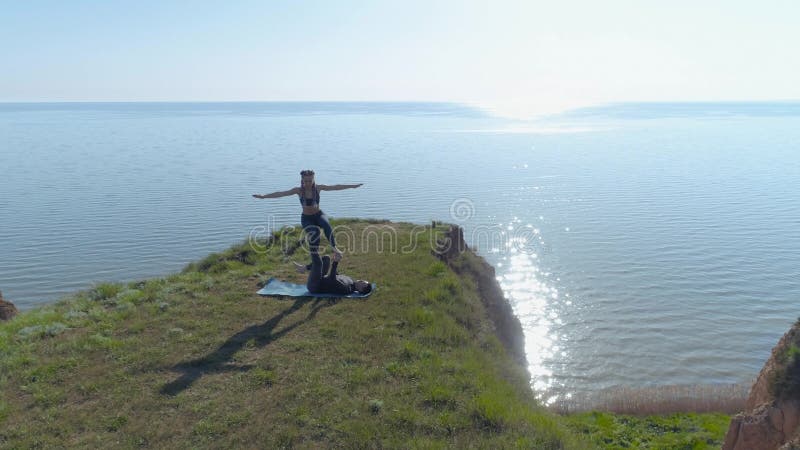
top-left (432, 225), bottom-right (527, 367)
top-left (0, 290), bottom-right (19, 321)
top-left (724, 320), bottom-right (800, 450)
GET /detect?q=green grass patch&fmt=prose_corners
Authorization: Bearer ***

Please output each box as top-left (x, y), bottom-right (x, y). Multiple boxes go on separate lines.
top-left (90, 282), bottom-right (124, 302)
top-left (248, 367), bottom-right (276, 387)
top-left (0, 220), bottom-right (596, 448)
top-left (564, 411), bottom-right (730, 449)
top-left (770, 333), bottom-right (800, 398)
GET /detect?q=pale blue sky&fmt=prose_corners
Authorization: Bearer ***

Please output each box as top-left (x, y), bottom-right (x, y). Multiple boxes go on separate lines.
top-left (2, 0), bottom-right (798, 116)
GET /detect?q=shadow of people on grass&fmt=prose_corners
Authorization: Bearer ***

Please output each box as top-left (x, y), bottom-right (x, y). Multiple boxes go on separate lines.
top-left (160, 297), bottom-right (335, 396)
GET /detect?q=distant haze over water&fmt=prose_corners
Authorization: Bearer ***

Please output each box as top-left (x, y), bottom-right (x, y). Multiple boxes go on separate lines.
top-left (2, 101), bottom-right (799, 402)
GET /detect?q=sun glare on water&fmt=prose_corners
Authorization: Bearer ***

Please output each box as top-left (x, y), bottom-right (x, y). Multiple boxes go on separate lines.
top-left (495, 222), bottom-right (564, 406)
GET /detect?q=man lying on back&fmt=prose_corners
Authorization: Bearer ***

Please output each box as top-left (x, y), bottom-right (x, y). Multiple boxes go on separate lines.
top-left (294, 252), bottom-right (372, 296)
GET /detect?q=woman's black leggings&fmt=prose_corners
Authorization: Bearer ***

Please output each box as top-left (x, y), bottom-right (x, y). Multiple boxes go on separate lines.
top-left (301, 211), bottom-right (335, 252)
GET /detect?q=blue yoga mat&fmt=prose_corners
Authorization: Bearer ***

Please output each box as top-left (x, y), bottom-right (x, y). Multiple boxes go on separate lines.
top-left (257, 278), bottom-right (376, 298)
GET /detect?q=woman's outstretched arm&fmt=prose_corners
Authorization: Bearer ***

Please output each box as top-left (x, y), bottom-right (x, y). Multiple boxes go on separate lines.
top-left (317, 183), bottom-right (363, 191)
top-left (253, 187), bottom-right (300, 199)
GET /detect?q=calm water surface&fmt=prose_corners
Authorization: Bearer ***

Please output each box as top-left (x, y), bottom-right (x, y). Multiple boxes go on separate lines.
top-left (2, 101), bottom-right (799, 402)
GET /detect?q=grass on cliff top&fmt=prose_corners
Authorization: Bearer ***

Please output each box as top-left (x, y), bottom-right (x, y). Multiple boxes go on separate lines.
top-left (563, 411), bottom-right (731, 450)
top-left (768, 318), bottom-right (800, 399)
top-left (0, 220), bottom-right (588, 449)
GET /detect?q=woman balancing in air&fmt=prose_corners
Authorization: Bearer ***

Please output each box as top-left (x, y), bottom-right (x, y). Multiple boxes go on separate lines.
top-left (252, 170), bottom-right (362, 256)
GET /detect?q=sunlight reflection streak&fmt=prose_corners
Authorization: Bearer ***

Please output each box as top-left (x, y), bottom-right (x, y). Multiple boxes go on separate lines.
top-left (498, 238), bottom-right (567, 405)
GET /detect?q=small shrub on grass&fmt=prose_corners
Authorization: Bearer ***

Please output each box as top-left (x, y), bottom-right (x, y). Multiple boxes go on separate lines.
top-left (421, 316), bottom-right (469, 347)
top-left (407, 307), bottom-right (435, 328)
top-left (115, 301), bottom-right (136, 315)
top-left (472, 392), bottom-right (508, 431)
top-left (90, 283), bottom-right (123, 302)
top-left (224, 412), bottom-right (250, 430)
top-left (45, 322), bottom-right (68, 337)
top-left (787, 343), bottom-right (800, 362)
top-left (138, 278), bottom-right (166, 302)
top-left (87, 333), bottom-right (123, 351)
top-left (426, 261), bottom-right (447, 277)
top-left (389, 407), bottom-right (425, 434)
top-left (0, 400), bottom-right (8, 424)
top-left (400, 341), bottom-right (423, 360)
top-left (31, 385), bottom-right (66, 407)
top-left (26, 359), bottom-right (78, 384)
top-left (2, 353), bottom-right (36, 373)
top-left (424, 384), bottom-right (458, 410)
top-left (249, 367), bottom-right (275, 387)
top-left (64, 310), bottom-right (88, 321)
top-left (274, 430), bottom-right (300, 448)
top-left (188, 245), bottom-right (258, 273)
top-left (423, 288), bottom-right (447, 305)
top-left (87, 306), bottom-right (108, 322)
top-left (0, 331), bottom-right (8, 356)
top-left (128, 320), bottom-right (147, 334)
top-left (770, 343), bottom-right (800, 398)
top-left (17, 322), bottom-right (68, 340)
top-left (114, 288), bottom-right (144, 305)
top-left (369, 399), bottom-right (384, 414)
top-left (201, 276), bottom-right (215, 290)
top-left (104, 415), bottom-right (128, 432)
top-left (440, 275), bottom-right (462, 295)
top-left (221, 291), bottom-right (247, 303)
top-left (385, 360), bottom-right (423, 381)
top-left (193, 419), bottom-right (227, 438)
top-left (186, 253), bottom-right (220, 273)
top-left (423, 278), bottom-right (465, 308)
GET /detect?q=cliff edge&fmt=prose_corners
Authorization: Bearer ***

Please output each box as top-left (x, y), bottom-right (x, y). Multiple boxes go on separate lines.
top-left (432, 224), bottom-right (527, 367)
top-left (0, 291), bottom-right (18, 321)
top-left (724, 319), bottom-right (800, 450)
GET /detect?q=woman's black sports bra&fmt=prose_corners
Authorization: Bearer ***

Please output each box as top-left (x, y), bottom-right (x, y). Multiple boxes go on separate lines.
top-left (299, 186), bottom-right (320, 207)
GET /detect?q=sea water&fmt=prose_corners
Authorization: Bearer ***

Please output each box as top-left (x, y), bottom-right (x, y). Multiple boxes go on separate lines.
top-left (2, 101), bottom-right (799, 401)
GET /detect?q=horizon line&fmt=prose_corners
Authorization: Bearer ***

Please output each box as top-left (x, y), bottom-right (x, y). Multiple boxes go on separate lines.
top-left (2, 99), bottom-right (800, 104)
top-left (4, 99), bottom-right (800, 122)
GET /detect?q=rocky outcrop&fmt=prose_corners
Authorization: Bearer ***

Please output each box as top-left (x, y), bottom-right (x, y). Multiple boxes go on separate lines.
top-left (724, 320), bottom-right (800, 450)
top-left (0, 290), bottom-right (19, 321)
top-left (433, 225), bottom-right (527, 366)
top-left (780, 433), bottom-right (800, 449)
